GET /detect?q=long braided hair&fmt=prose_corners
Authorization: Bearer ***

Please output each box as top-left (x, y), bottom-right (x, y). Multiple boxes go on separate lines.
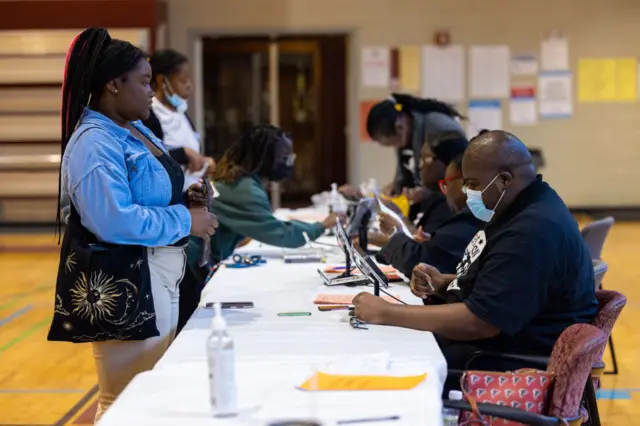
top-left (213, 124), bottom-right (285, 182)
top-left (366, 93), bottom-right (465, 139)
top-left (57, 27), bottom-right (145, 240)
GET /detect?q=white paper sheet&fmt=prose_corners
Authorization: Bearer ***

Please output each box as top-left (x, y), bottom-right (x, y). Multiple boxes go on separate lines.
top-left (321, 352), bottom-right (391, 375)
top-left (467, 100), bottom-right (502, 139)
top-left (470, 45), bottom-right (510, 98)
top-left (511, 54), bottom-right (538, 75)
top-left (510, 97), bottom-right (537, 125)
top-left (420, 45), bottom-right (465, 102)
top-left (374, 196), bottom-right (413, 237)
top-left (541, 36), bottom-right (569, 71)
top-left (538, 71), bottom-right (573, 118)
top-left (362, 46), bottom-right (390, 88)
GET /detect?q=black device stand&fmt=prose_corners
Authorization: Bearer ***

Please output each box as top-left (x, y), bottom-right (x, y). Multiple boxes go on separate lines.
top-left (337, 237), bottom-right (352, 279)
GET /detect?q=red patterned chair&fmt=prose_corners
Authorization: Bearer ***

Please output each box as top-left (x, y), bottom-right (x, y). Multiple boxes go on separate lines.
top-left (445, 323), bottom-right (607, 425)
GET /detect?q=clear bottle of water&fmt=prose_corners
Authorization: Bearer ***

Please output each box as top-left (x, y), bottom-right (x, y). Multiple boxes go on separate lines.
top-left (443, 390), bottom-right (463, 425)
top-left (206, 302), bottom-right (237, 417)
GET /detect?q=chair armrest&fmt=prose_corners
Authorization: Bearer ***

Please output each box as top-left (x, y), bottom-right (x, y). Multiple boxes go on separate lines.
top-left (465, 350), bottom-right (550, 370)
top-left (443, 400), bottom-right (563, 426)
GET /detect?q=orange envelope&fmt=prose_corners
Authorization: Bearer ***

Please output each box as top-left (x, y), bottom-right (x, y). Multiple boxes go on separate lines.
top-left (314, 294), bottom-right (401, 305)
top-left (299, 372), bottom-right (427, 391)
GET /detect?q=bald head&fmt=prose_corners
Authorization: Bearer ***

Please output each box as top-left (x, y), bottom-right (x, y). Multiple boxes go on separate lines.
top-left (461, 130), bottom-right (537, 219)
top-left (464, 130), bottom-right (533, 172)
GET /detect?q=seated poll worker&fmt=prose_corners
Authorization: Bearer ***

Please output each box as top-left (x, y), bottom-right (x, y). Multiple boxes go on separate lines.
top-left (190, 124), bottom-right (339, 268)
top-left (372, 153), bottom-right (481, 276)
top-left (352, 130), bottom-right (598, 376)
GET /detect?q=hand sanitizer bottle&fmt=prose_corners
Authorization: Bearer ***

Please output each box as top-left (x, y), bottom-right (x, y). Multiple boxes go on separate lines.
top-left (442, 390), bottom-right (463, 425)
top-left (207, 302), bottom-right (237, 417)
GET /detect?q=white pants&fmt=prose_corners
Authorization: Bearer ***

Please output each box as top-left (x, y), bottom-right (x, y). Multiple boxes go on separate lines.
top-left (92, 246), bottom-right (186, 423)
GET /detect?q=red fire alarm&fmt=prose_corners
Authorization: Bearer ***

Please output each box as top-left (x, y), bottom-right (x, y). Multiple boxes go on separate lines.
top-left (434, 30), bottom-right (451, 46)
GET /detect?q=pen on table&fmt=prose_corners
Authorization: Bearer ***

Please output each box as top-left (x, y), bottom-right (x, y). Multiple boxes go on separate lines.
top-left (337, 415), bottom-right (400, 424)
top-left (317, 304), bottom-right (354, 311)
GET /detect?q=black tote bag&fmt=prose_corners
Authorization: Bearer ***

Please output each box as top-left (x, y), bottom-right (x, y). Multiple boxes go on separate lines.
top-left (47, 204), bottom-right (159, 343)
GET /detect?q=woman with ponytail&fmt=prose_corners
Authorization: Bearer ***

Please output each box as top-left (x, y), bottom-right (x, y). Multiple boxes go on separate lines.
top-left (365, 93), bottom-right (467, 198)
top-left (48, 28), bottom-right (218, 421)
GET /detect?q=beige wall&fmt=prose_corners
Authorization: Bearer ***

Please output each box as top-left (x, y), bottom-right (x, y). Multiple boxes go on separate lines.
top-left (168, 0), bottom-right (640, 207)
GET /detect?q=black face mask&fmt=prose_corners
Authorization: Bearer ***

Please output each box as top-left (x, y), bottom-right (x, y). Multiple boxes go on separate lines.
top-left (266, 164), bottom-right (294, 182)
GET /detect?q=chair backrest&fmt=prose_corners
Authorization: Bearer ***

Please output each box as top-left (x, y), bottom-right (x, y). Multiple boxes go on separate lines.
top-left (593, 260), bottom-right (608, 290)
top-left (592, 289), bottom-right (627, 361)
top-left (581, 217), bottom-right (614, 260)
top-left (546, 324), bottom-right (607, 420)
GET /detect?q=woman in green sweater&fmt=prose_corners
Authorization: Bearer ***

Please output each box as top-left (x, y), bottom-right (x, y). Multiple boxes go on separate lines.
top-left (185, 124), bottom-right (337, 285)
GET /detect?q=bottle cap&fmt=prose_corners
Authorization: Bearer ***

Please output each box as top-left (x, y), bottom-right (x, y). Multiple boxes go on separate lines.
top-left (448, 390), bottom-right (463, 401)
top-left (211, 302), bottom-right (227, 331)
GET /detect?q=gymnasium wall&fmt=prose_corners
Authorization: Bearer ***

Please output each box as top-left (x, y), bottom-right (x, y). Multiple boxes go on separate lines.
top-left (168, 0), bottom-right (640, 208)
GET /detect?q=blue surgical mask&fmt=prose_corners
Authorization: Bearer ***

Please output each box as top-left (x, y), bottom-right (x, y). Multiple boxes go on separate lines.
top-left (164, 82), bottom-right (188, 113)
top-left (463, 174), bottom-right (506, 222)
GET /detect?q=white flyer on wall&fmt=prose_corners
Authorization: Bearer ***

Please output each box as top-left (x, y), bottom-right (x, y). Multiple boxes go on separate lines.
top-left (538, 71), bottom-right (573, 118)
top-left (467, 100), bottom-right (502, 139)
top-left (509, 86), bottom-right (537, 125)
top-left (541, 35), bottom-right (569, 71)
top-left (470, 45), bottom-right (510, 98)
top-left (361, 46), bottom-right (390, 87)
top-left (511, 54), bottom-right (538, 75)
top-left (421, 45), bottom-right (465, 102)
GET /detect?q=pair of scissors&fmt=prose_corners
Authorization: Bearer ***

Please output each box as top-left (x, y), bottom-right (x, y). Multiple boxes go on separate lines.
top-left (226, 254), bottom-right (265, 269)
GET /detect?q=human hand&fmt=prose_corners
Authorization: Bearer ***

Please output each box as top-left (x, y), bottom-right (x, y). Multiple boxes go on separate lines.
top-left (353, 292), bottom-right (391, 324)
top-left (367, 231), bottom-right (390, 248)
top-left (338, 184), bottom-right (363, 200)
top-left (185, 147), bottom-right (207, 173)
top-left (378, 213), bottom-right (402, 235)
top-left (410, 263), bottom-right (445, 299)
top-left (204, 157), bottom-right (216, 176)
top-left (189, 208), bottom-right (218, 238)
top-left (413, 226), bottom-right (431, 242)
top-left (321, 212), bottom-right (340, 229)
top-left (403, 186), bottom-right (430, 205)
top-left (186, 180), bottom-right (208, 207)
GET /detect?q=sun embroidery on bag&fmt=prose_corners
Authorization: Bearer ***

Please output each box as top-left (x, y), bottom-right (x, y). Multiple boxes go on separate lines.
top-left (70, 271), bottom-right (125, 325)
top-left (65, 251), bottom-right (77, 273)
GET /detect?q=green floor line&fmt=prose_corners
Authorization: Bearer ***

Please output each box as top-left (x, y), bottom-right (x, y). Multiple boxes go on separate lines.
top-left (0, 284), bottom-right (54, 308)
top-left (0, 317), bottom-right (50, 354)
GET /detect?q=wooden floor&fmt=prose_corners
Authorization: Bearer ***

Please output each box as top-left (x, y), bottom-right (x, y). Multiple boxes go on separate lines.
top-left (0, 220), bottom-right (638, 425)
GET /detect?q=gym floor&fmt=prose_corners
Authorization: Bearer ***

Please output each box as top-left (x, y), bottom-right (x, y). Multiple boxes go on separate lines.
top-left (0, 220), bottom-right (637, 425)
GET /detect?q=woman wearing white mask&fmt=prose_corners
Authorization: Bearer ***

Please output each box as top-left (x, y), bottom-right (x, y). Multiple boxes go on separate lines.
top-left (144, 49), bottom-right (215, 190)
top-left (144, 49), bottom-right (216, 333)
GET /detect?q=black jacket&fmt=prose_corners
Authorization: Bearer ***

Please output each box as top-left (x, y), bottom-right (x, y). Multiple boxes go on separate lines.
top-left (376, 208), bottom-right (481, 276)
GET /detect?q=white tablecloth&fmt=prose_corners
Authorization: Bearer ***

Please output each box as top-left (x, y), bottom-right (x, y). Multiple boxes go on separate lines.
top-left (99, 211), bottom-right (448, 426)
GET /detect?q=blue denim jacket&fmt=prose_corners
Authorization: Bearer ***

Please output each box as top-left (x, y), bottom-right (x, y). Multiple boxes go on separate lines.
top-left (60, 108), bottom-right (191, 246)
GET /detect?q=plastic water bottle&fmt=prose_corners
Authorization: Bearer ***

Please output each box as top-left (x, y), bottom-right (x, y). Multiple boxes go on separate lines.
top-left (329, 183), bottom-right (347, 214)
top-left (443, 390), bottom-right (463, 425)
top-left (207, 302), bottom-right (237, 417)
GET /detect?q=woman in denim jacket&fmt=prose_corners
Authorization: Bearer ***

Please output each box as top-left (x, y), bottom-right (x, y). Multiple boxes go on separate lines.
top-left (53, 28), bottom-right (218, 421)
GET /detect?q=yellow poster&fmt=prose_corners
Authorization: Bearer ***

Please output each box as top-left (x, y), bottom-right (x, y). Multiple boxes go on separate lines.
top-left (399, 46), bottom-right (421, 92)
top-left (614, 58), bottom-right (637, 101)
top-left (578, 58), bottom-right (637, 102)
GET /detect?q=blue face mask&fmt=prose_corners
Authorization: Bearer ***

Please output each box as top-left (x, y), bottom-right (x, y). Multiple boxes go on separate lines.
top-left (463, 174), bottom-right (506, 222)
top-left (164, 82), bottom-right (188, 113)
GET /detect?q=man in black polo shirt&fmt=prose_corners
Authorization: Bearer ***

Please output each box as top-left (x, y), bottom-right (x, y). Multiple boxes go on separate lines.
top-left (353, 130), bottom-right (597, 371)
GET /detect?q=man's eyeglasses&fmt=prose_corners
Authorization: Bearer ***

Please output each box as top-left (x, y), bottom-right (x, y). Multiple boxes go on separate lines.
top-left (438, 175), bottom-right (461, 194)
